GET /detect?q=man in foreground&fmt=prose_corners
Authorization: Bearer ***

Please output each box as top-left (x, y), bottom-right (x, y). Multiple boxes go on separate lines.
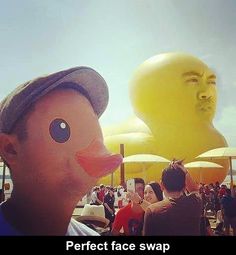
top-left (0, 67), bottom-right (122, 235)
top-left (144, 160), bottom-right (202, 235)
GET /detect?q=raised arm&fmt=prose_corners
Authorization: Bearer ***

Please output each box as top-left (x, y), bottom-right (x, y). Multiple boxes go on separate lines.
top-left (126, 191), bottom-right (151, 211)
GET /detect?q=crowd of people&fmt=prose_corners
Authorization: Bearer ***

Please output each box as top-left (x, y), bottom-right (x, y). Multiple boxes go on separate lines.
top-left (83, 160), bottom-right (236, 236)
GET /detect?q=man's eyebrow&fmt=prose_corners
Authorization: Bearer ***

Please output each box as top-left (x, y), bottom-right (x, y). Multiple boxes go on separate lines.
top-left (207, 74), bottom-right (216, 80)
top-left (182, 71), bottom-right (202, 77)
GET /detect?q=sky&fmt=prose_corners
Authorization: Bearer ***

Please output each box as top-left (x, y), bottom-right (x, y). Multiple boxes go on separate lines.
top-left (0, 0), bottom-right (236, 151)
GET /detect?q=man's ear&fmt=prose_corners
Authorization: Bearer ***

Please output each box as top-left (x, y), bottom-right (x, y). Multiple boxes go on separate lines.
top-left (160, 181), bottom-right (165, 191)
top-left (0, 133), bottom-right (18, 166)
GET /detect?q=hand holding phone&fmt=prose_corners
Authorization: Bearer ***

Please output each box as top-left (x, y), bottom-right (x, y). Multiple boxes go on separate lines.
top-left (126, 179), bottom-right (135, 193)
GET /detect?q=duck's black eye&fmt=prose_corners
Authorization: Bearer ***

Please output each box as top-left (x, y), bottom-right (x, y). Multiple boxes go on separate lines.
top-left (49, 118), bottom-right (70, 143)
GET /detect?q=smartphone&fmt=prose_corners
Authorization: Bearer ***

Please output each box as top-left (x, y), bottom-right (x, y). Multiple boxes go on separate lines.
top-left (126, 179), bottom-right (135, 193)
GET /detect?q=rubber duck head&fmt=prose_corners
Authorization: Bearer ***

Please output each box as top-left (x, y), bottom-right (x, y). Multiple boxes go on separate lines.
top-left (0, 67), bottom-right (123, 199)
top-left (130, 52), bottom-right (217, 128)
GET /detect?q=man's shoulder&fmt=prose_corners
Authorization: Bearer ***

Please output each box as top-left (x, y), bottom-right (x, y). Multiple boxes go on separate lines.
top-left (185, 192), bottom-right (202, 203)
top-left (148, 194), bottom-right (201, 214)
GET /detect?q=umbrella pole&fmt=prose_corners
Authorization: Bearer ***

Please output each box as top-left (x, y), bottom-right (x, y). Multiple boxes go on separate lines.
top-left (142, 164), bottom-right (145, 183)
top-left (120, 144), bottom-right (125, 187)
top-left (200, 169), bottom-right (202, 184)
top-left (111, 172), bottom-right (114, 187)
top-left (229, 157), bottom-right (234, 197)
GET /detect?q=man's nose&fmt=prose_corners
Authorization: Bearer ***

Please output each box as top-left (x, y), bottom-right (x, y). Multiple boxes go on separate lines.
top-left (197, 90), bottom-right (212, 100)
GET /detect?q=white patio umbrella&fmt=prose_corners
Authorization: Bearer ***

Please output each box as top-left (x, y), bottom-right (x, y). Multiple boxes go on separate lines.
top-left (223, 173), bottom-right (236, 186)
top-left (197, 147), bottom-right (236, 195)
top-left (123, 154), bottom-right (170, 164)
top-left (184, 161), bottom-right (223, 183)
top-left (123, 154), bottom-right (170, 181)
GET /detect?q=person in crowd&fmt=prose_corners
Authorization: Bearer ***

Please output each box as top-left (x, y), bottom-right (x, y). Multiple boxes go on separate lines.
top-left (127, 181), bottom-right (163, 211)
top-left (200, 207), bottom-right (214, 236)
top-left (213, 187), bottom-right (221, 218)
top-left (116, 185), bottom-right (126, 209)
top-left (218, 185), bottom-right (227, 200)
top-left (214, 181), bottom-right (220, 193)
top-left (0, 189), bottom-right (3, 203)
top-left (220, 188), bottom-right (236, 236)
top-left (103, 186), bottom-right (116, 231)
top-left (0, 66), bottom-right (122, 235)
top-left (90, 186), bottom-right (103, 205)
top-left (214, 209), bottom-right (224, 235)
top-left (143, 159), bottom-right (202, 236)
top-left (111, 178), bottom-right (145, 236)
top-left (232, 185), bottom-right (236, 198)
top-left (97, 184), bottom-right (106, 203)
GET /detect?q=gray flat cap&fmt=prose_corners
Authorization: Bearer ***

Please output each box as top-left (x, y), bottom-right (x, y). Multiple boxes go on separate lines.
top-left (0, 66), bottom-right (109, 133)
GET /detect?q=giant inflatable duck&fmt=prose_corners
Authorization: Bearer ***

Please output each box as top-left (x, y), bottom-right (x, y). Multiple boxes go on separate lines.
top-left (99, 53), bottom-right (229, 185)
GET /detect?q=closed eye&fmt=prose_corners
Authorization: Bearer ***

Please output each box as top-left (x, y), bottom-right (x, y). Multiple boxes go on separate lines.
top-left (185, 78), bottom-right (199, 84)
top-left (207, 80), bottom-right (216, 85)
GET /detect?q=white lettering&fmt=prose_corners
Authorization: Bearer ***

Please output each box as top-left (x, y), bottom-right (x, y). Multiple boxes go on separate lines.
top-left (139, 243), bottom-right (170, 252)
top-left (111, 241), bottom-right (117, 250)
top-left (111, 241), bottom-right (136, 251)
top-left (74, 243), bottom-right (80, 250)
top-left (146, 243), bottom-right (157, 250)
top-left (139, 243), bottom-right (145, 251)
top-left (65, 241), bottom-right (109, 251)
top-left (66, 241), bottom-right (74, 250)
top-left (130, 243), bottom-right (136, 250)
top-left (163, 243), bottom-right (170, 253)
top-left (90, 243), bottom-right (96, 250)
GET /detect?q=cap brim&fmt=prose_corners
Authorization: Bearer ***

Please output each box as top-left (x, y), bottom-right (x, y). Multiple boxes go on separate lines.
top-left (75, 215), bottom-right (110, 228)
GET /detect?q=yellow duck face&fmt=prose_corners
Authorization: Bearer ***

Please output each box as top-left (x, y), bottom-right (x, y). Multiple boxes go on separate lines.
top-left (130, 52), bottom-right (217, 127)
top-left (99, 53), bottom-right (228, 186)
top-left (129, 52), bottom-right (228, 184)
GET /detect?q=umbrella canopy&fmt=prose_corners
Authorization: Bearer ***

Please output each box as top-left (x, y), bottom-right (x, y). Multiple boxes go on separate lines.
top-left (123, 154), bottom-right (170, 164)
top-left (184, 161), bottom-right (223, 183)
top-left (197, 147), bottom-right (236, 195)
top-left (122, 154), bottom-right (170, 181)
top-left (223, 175), bottom-right (236, 186)
top-left (197, 147), bottom-right (236, 159)
top-left (184, 161), bottom-right (223, 168)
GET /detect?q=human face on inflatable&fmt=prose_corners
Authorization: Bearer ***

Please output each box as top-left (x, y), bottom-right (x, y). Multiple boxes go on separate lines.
top-left (130, 52), bottom-right (217, 126)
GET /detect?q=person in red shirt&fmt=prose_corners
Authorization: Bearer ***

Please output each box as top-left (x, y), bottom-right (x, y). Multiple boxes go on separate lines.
top-left (97, 184), bottom-right (106, 203)
top-left (111, 178), bottom-right (145, 236)
top-left (218, 185), bottom-right (227, 199)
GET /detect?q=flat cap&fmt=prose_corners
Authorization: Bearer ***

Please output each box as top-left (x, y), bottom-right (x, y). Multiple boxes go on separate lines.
top-left (0, 66), bottom-right (109, 133)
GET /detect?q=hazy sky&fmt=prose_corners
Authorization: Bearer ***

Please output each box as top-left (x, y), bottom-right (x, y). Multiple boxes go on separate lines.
top-left (1, 0), bottom-right (236, 150)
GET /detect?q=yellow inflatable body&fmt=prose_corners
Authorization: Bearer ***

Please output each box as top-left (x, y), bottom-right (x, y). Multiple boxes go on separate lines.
top-left (100, 52), bottom-right (229, 185)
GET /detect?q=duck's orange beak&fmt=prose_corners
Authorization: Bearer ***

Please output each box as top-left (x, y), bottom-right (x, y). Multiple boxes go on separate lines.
top-left (75, 139), bottom-right (123, 178)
